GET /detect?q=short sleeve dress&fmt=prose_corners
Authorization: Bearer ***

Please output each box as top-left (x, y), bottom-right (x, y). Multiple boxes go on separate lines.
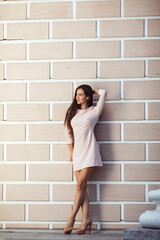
top-left (64, 89), bottom-right (107, 172)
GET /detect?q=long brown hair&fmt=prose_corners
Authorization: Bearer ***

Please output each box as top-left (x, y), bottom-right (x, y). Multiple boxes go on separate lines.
top-left (64, 84), bottom-right (93, 140)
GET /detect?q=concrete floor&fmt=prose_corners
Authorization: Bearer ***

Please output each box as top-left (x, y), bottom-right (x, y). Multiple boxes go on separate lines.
top-left (0, 229), bottom-right (124, 240)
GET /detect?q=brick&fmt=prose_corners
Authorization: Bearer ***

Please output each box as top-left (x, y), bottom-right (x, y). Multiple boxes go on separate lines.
top-left (124, 164), bottom-right (160, 181)
top-left (100, 61), bottom-right (144, 78)
top-left (76, 204), bottom-right (120, 222)
top-left (0, 4), bottom-right (26, 20)
top-left (100, 20), bottom-right (144, 38)
top-left (0, 184), bottom-right (2, 200)
top-left (6, 224), bottom-right (48, 229)
top-left (53, 144), bottom-right (70, 161)
top-left (0, 104), bottom-right (3, 121)
top-left (124, 123), bottom-right (160, 141)
top-left (148, 185), bottom-right (160, 192)
top-left (100, 103), bottom-right (144, 121)
top-left (90, 164), bottom-right (121, 181)
top-left (124, 40), bottom-right (160, 57)
top-left (0, 44), bottom-right (25, 61)
top-left (0, 165), bottom-right (25, 181)
top-left (7, 104), bottom-right (49, 122)
top-left (0, 63), bottom-right (3, 80)
top-left (148, 102), bottom-right (160, 120)
top-left (124, 81), bottom-right (160, 100)
top-left (0, 205), bottom-right (24, 221)
top-left (29, 124), bottom-right (65, 141)
top-left (149, 144), bottom-right (160, 161)
top-left (76, 41), bottom-right (120, 59)
top-left (76, 1), bottom-right (120, 18)
top-left (6, 144), bottom-right (50, 161)
top-left (100, 143), bottom-right (145, 161)
top-left (124, 204), bottom-right (156, 222)
top-left (6, 184), bottom-right (49, 201)
top-left (7, 22), bottom-right (48, 40)
top-left (76, 81), bottom-right (120, 100)
top-left (100, 184), bottom-right (145, 201)
top-left (30, 2), bottom-right (72, 19)
top-left (53, 184), bottom-right (96, 201)
top-left (148, 60), bottom-right (160, 78)
top-left (29, 164), bottom-right (72, 181)
top-left (30, 82), bottom-right (72, 101)
top-left (0, 83), bottom-right (26, 102)
top-left (0, 24), bottom-right (3, 40)
top-left (53, 103), bottom-right (70, 121)
top-left (29, 204), bottom-right (72, 221)
top-left (90, 205), bottom-right (120, 222)
top-left (124, 0), bottom-right (160, 17)
top-left (0, 125), bottom-right (25, 141)
top-left (53, 21), bottom-right (96, 39)
top-left (7, 63), bottom-right (49, 80)
top-left (101, 223), bottom-right (141, 230)
top-left (30, 42), bottom-right (72, 60)
top-left (148, 19), bottom-right (160, 36)
top-left (95, 124), bottom-right (121, 141)
top-left (53, 62), bottom-right (96, 79)
top-left (0, 145), bottom-right (3, 161)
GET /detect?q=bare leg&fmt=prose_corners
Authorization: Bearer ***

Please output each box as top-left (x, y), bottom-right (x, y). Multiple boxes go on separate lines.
top-left (75, 171), bottom-right (90, 222)
top-left (65, 167), bottom-right (94, 231)
top-left (81, 190), bottom-right (90, 222)
top-left (70, 167), bottom-right (94, 220)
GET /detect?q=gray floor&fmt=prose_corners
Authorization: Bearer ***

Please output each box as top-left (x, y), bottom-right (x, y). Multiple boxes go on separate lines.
top-left (0, 229), bottom-right (124, 240)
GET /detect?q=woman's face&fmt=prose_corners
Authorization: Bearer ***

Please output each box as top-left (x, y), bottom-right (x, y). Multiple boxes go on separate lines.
top-left (76, 88), bottom-right (88, 106)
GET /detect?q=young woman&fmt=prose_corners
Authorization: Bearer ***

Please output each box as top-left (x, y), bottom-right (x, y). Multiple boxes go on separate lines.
top-left (64, 84), bottom-right (107, 235)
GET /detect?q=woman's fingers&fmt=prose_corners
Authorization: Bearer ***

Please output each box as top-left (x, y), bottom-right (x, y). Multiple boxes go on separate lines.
top-left (93, 89), bottom-right (99, 94)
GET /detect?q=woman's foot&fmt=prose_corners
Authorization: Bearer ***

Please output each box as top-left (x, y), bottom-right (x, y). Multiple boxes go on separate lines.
top-left (64, 217), bottom-right (75, 234)
top-left (76, 219), bottom-right (92, 235)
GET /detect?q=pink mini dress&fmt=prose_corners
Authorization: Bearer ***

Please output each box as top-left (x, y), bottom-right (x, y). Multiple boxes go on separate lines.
top-left (64, 89), bottom-right (107, 171)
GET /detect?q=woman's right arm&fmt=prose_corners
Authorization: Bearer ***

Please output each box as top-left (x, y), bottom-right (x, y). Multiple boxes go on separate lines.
top-left (68, 143), bottom-right (74, 162)
top-left (64, 125), bottom-right (74, 161)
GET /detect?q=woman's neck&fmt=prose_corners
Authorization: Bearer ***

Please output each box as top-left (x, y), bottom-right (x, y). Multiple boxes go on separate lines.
top-left (81, 103), bottom-right (87, 109)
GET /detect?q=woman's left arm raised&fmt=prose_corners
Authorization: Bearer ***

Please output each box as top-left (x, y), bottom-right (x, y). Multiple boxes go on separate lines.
top-left (93, 89), bottom-right (107, 116)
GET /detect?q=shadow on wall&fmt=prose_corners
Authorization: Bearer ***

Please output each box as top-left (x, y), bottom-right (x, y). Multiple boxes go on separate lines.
top-left (90, 104), bottom-right (118, 224)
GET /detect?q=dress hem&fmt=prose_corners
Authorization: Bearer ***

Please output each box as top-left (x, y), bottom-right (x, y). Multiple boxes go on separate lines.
top-left (74, 164), bottom-right (103, 172)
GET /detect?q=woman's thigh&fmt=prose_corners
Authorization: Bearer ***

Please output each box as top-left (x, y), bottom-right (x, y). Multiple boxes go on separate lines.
top-left (75, 170), bottom-right (80, 182)
top-left (75, 167), bottom-right (95, 185)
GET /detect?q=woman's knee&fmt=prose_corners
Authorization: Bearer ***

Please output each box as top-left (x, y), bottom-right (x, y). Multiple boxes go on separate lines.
top-left (77, 179), bottom-right (87, 191)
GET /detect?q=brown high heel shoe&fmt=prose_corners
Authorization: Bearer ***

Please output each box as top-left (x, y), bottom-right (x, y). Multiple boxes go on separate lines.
top-left (64, 219), bottom-right (75, 234)
top-left (76, 220), bottom-right (92, 235)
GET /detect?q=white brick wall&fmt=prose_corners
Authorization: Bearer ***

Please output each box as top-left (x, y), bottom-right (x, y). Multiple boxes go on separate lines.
top-left (0, 0), bottom-right (160, 230)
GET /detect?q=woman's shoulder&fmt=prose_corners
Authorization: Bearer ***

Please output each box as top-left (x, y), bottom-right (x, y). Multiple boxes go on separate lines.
top-left (88, 105), bottom-right (96, 112)
top-left (90, 105), bottom-right (95, 110)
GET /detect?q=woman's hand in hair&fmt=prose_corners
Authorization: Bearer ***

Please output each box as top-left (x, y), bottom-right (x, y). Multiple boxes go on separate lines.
top-left (93, 89), bottom-right (99, 94)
